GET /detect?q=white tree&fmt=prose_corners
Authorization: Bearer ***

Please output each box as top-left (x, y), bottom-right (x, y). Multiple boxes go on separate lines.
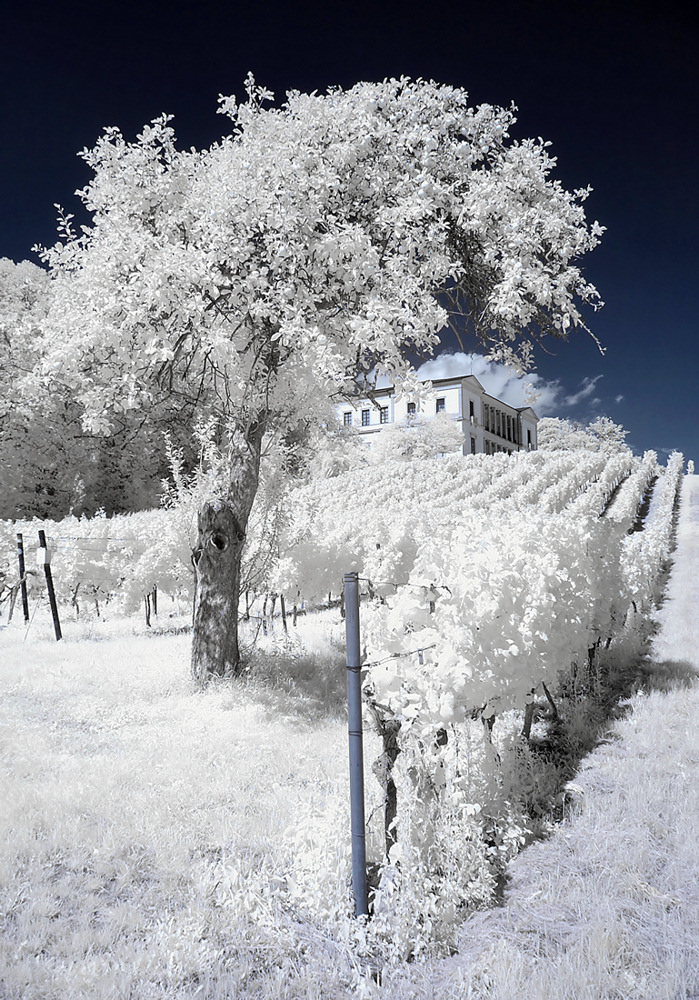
top-left (34, 76), bottom-right (604, 681)
top-left (304, 425), bottom-right (367, 479)
top-left (538, 415), bottom-right (629, 453)
top-left (0, 255), bottom-right (196, 520)
top-left (0, 258), bottom-right (75, 518)
top-left (369, 412), bottom-right (465, 463)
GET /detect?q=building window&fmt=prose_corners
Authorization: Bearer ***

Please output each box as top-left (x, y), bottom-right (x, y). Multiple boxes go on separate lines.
top-left (361, 409), bottom-right (370, 426)
top-left (469, 400), bottom-right (475, 422)
top-left (407, 401), bottom-right (416, 416)
top-left (343, 412), bottom-right (353, 426)
top-left (470, 436), bottom-right (476, 455)
top-left (436, 397), bottom-right (446, 413)
top-left (380, 406), bottom-right (389, 424)
top-left (527, 428), bottom-right (532, 450)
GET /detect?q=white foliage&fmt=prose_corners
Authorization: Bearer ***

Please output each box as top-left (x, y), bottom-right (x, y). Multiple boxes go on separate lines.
top-left (1, 448), bottom-right (683, 729)
top-left (621, 451), bottom-right (684, 606)
top-left (363, 511), bottom-right (620, 727)
top-left (368, 412), bottom-right (466, 464)
top-left (32, 79), bottom-right (604, 449)
top-left (271, 447), bottom-right (683, 732)
top-left (604, 450), bottom-right (658, 529)
top-left (538, 416), bottom-right (630, 453)
top-left (0, 510), bottom-right (193, 615)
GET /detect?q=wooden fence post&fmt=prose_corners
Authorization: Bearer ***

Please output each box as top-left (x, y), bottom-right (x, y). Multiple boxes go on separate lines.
top-left (16, 533), bottom-right (30, 622)
top-left (38, 530), bottom-right (62, 641)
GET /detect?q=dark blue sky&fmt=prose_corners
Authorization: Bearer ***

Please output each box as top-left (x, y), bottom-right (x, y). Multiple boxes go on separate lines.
top-left (1, 0), bottom-right (696, 461)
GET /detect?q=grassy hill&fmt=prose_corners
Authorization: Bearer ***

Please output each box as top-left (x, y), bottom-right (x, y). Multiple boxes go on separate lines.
top-left (0, 465), bottom-right (696, 999)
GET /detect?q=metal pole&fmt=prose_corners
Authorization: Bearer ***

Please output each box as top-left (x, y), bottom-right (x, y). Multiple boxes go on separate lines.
top-left (38, 530), bottom-right (62, 641)
top-left (16, 533), bottom-right (30, 622)
top-left (344, 571), bottom-right (368, 918)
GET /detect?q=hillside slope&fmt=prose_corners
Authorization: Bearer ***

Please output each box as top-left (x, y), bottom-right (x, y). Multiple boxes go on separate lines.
top-left (381, 475), bottom-right (699, 1000)
top-left (0, 478), bottom-right (696, 999)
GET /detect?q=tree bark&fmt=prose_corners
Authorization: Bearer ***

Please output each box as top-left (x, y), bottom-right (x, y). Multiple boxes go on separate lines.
top-left (370, 714), bottom-right (402, 858)
top-left (191, 500), bottom-right (248, 680)
top-left (383, 722), bottom-right (401, 857)
top-left (190, 423), bottom-right (264, 683)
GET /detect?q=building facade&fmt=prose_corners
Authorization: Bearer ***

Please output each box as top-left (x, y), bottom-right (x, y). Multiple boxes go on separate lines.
top-left (337, 374), bottom-right (538, 455)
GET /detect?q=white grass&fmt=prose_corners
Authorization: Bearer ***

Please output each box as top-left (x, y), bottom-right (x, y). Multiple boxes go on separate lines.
top-left (0, 614), bottom-right (384, 998)
top-left (1, 479), bottom-right (698, 999)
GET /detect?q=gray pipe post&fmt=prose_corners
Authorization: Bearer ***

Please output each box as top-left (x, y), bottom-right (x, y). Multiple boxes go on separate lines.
top-left (344, 571), bottom-right (368, 918)
top-left (16, 533), bottom-right (30, 622)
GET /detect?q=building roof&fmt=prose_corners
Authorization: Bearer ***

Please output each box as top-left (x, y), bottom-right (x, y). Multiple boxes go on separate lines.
top-left (351, 372), bottom-right (539, 420)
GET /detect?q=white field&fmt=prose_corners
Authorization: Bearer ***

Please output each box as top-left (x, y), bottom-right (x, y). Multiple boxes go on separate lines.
top-left (0, 479), bottom-right (698, 999)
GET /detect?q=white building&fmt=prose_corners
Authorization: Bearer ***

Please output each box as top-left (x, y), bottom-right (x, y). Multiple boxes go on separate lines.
top-left (337, 374), bottom-right (538, 455)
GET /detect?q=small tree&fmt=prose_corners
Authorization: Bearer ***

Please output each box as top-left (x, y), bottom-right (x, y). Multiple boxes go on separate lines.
top-left (0, 258), bottom-right (79, 518)
top-left (369, 412), bottom-right (466, 463)
top-left (34, 76), bottom-right (604, 681)
top-left (0, 257), bottom-right (195, 519)
top-left (539, 416), bottom-right (629, 454)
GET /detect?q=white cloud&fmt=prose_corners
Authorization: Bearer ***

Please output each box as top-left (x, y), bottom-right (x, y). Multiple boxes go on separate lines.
top-left (615, 394), bottom-right (625, 404)
top-left (562, 375), bottom-right (603, 407)
top-left (370, 353), bottom-right (609, 419)
top-left (415, 352), bottom-right (563, 415)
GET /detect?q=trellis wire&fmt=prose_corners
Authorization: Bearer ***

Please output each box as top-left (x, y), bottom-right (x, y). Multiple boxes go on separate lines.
top-left (364, 644), bottom-right (438, 669)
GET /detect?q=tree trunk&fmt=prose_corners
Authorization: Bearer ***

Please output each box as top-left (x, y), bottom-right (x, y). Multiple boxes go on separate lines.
top-left (190, 422), bottom-right (264, 683)
top-left (370, 714), bottom-right (402, 858)
top-left (383, 724), bottom-right (401, 857)
top-left (191, 500), bottom-right (248, 681)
